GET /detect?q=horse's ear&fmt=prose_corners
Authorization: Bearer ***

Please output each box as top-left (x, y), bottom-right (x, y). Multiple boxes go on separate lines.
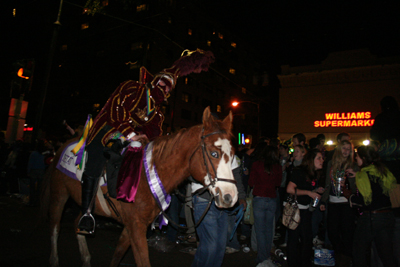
top-left (222, 111), bottom-right (233, 132)
top-left (202, 106), bottom-right (213, 128)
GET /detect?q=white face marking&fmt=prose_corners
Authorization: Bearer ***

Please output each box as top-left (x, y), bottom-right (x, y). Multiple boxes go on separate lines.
top-left (207, 138), bottom-right (238, 207)
top-left (214, 138), bottom-right (232, 162)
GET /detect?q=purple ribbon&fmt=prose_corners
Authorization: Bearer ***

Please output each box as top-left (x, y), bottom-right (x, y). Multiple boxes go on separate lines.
top-left (143, 142), bottom-right (171, 229)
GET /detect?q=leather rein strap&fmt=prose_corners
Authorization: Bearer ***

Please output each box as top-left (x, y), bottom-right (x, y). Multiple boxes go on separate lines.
top-left (152, 128), bottom-right (236, 230)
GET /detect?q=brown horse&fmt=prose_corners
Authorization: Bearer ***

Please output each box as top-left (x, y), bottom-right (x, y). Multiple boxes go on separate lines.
top-left (41, 107), bottom-right (238, 267)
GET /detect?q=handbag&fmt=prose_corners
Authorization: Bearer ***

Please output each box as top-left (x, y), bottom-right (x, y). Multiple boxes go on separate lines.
top-left (243, 188), bottom-right (254, 225)
top-left (282, 188), bottom-right (300, 230)
top-left (390, 184), bottom-right (400, 208)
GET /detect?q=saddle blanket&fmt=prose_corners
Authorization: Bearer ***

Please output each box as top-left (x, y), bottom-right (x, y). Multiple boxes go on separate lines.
top-left (55, 141), bottom-right (106, 186)
top-left (55, 141), bottom-right (111, 215)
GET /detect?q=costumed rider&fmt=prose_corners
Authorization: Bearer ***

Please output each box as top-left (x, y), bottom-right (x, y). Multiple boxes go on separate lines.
top-left (76, 49), bottom-right (215, 235)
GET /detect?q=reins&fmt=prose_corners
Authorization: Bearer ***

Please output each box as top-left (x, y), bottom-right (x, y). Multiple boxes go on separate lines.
top-left (150, 128), bottom-right (235, 230)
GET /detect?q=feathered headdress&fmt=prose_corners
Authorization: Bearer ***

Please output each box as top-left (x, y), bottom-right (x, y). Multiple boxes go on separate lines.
top-left (151, 49), bottom-right (215, 95)
top-left (174, 49), bottom-right (215, 77)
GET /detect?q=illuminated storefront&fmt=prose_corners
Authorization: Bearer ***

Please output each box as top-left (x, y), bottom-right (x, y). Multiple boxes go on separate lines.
top-left (278, 49), bottom-right (400, 148)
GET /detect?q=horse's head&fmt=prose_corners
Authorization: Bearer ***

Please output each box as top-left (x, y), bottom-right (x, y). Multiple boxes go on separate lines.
top-left (190, 107), bottom-right (238, 208)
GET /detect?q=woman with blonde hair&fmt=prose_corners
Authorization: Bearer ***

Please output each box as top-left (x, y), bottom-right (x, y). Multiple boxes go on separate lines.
top-left (320, 140), bottom-right (358, 266)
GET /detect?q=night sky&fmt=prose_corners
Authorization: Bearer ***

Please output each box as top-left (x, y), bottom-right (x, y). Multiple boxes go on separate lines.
top-left (203, 0), bottom-right (400, 66)
top-left (2, 0), bottom-right (400, 136)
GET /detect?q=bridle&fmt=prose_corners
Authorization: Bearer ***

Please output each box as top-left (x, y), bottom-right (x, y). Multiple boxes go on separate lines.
top-left (152, 127), bottom-right (237, 230)
top-left (186, 128), bottom-right (237, 197)
top-left (198, 129), bottom-right (237, 189)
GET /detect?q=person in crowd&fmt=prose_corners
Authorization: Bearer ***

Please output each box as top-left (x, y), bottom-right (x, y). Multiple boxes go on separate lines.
top-left (308, 138), bottom-right (327, 248)
top-left (343, 145), bottom-right (397, 267)
top-left (225, 155), bottom-right (247, 254)
top-left (238, 146), bottom-right (253, 240)
top-left (64, 120), bottom-right (85, 139)
top-left (292, 133), bottom-right (306, 148)
top-left (316, 134), bottom-right (326, 158)
top-left (269, 138), bottom-right (280, 148)
top-left (165, 183), bottom-right (187, 243)
top-left (191, 153), bottom-right (244, 267)
top-left (324, 133), bottom-right (350, 164)
top-left (309, 137), bottom-right (322, 151)
top-left (320, 140), bottom-right (357, 266)
top-left (286, 149), bottom-right (325, 267)
top-left (280, 144), bottom-right (306, 248)
top-left (248, 146), bottom-right (282, 266)
top-left (3, 140), bottom-right (24, 194)
top-left (76, 49), bottom-right (214, 234)
top-left (370, 96), bottom-right (400, 143)
top-left (27, 140), bottom-right (46, 206)
top-left (276, 144), bottom-right (290, 226)
top-left (370, 95), bottom-right (400, 266)
top-left (248, 141), bottom-right (269, 251)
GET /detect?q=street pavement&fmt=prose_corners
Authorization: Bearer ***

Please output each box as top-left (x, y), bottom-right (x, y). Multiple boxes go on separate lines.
top-left (0, 195), bottom-right (290, 267)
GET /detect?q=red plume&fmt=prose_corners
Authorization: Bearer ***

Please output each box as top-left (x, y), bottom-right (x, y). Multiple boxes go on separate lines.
top-left (173, 49), bottom-right (215, 77)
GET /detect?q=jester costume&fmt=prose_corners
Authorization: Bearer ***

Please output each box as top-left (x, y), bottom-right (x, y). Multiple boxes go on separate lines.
top-left (77, 49), bottom-right (214, 234)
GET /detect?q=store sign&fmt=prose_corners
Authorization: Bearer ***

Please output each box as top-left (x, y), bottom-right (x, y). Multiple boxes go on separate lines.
top-left (314, 112), bottom-right (375, 127)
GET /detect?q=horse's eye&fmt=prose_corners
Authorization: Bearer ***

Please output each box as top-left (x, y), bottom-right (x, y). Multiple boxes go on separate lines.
top-left (210, 151), bottom-right (219, 158)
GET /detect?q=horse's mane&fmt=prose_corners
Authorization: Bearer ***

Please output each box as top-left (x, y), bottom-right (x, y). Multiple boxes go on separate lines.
top-left (151, 117), bottom-right (233, 166)
top-left (151, 124), bottom-right (202, 165)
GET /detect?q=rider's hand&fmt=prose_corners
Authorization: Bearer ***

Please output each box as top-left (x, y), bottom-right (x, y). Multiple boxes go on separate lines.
top-left (130, 134), bottom-right (149, 145)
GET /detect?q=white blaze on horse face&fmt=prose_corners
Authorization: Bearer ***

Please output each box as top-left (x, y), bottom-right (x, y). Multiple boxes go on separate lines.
top-left (211, 138), bottom-right (238, 208)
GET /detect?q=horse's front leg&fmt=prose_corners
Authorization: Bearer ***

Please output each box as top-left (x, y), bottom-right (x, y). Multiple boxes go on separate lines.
top-left (49, 226), bottom-right (60, 267)
top-left (48, 182), bottom-right (70, 267)
top-left (128, 222), bottom-right (151, 267)
top-left (75, 215), bottom-right (91, 267)
top-left (110, 227), bottom-right (131, 267)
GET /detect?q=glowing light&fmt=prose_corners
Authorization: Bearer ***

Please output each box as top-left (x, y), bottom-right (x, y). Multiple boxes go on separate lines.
top-left (327, 140), bottom-right (333, 145)
top-left (17, 68), bottom-right (29, 79)
top-left (363, 140), bottom-right (370, 146)
top-left (232, 101), bottom-right (239, 107)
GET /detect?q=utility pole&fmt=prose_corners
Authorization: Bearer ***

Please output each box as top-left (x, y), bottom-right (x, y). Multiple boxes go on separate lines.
top-left (32, 0), bottom-right (63, 141)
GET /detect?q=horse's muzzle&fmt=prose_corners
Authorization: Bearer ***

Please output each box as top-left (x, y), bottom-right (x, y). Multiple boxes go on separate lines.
top-left (214, 187), bottom-right (236, 208)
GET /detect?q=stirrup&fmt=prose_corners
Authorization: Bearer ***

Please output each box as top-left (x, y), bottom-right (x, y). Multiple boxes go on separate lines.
top-left (77, 213), bottom-right (96, 235)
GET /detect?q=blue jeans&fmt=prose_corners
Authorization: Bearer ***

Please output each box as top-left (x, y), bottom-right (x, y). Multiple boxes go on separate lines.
top-left (353, 211), bottom-right (396, 267)
top-left (192, 196), bottom-right (227, 267)
top-left (226, 210), bottom-right (241, 250)
top-left (166, 194), bottom-right (182, 242)
top-left (253, 196), bottom-right (276, 263)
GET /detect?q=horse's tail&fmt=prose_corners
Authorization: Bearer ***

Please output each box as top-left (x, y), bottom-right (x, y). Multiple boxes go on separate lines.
top-left (38, 162), bottom-right (54, 224)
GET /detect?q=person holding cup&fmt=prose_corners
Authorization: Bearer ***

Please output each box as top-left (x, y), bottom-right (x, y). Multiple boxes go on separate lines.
top-left (320, 140), bottom-right (358, 265)
top-left (286, 149), bottom-right (325, 267)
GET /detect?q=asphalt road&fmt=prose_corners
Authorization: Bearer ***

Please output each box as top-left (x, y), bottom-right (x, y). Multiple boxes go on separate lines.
top-left (0, 194), bottom-right (289, 267)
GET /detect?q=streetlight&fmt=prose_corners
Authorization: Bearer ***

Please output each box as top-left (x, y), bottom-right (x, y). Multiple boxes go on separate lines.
top-left (231, 100), bottom-right (261, 141)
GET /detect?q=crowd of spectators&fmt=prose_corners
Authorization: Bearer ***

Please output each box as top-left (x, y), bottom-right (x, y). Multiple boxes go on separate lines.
top-left (1, 96), bottom-right (400, 267)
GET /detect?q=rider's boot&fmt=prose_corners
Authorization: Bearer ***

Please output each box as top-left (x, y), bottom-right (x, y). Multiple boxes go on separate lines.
top-left (77, 173), bottom-right (96, 235)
